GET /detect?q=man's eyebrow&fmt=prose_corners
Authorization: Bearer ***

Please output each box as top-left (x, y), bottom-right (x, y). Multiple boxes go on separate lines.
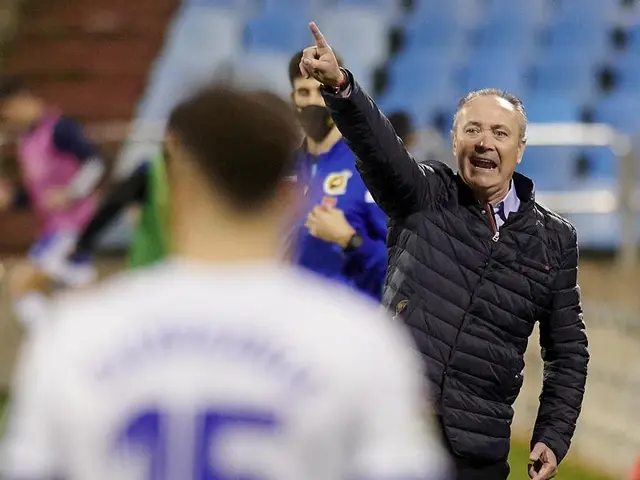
top-left (463, 120), bottom-right (512, 131)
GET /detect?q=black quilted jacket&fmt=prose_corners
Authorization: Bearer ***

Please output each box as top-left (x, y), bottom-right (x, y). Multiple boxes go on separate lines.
top-left (322, 74), bottom-right (589, 465)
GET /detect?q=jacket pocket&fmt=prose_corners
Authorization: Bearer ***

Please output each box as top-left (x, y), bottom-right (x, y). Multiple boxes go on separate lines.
top-left (518, 256), bottom-right (551, 274)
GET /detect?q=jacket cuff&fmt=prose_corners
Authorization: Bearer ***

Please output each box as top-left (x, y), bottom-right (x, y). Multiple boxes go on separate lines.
top-left (321, 69), bottom-right (359, 104)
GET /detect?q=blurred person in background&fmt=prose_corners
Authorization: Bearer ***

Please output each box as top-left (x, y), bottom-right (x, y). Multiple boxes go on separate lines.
top-left (300, 23), bottom-right (588, 480)
top-left (288, 50), bottom-right (387, 301)
top-left (388, 110), bottom-right (454, 169)
top-left (0, 78), bottom-right (106, 329)
top-left (68, 152), bottom-right (169, 269)
top-left (0, 85), bottom-right (450, 480)
top-left (388, 110), bottom-right (419, 152)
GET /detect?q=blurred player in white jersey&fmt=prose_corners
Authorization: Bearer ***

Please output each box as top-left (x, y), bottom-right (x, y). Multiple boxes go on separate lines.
top-left (0, 85), bottom-right (450, 480)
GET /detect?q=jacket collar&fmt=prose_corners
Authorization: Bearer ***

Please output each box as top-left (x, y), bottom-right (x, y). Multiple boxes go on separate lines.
top-left (455, 171), bottom-right (536, 213)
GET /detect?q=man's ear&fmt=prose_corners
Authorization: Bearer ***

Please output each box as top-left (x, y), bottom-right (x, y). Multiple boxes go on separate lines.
top-left (451, 129), bottom-right (457, 157)
top-left (517, 140), bottom-right (526, 165)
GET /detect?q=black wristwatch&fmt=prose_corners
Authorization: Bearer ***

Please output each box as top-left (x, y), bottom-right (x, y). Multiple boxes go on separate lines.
top-left (343, 233), bottom-right (363, 253)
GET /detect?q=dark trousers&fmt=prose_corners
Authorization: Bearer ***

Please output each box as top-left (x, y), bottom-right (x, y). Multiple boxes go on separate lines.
top-left (435, 416), bottom-right (510, 480)
top-left (453, 456), bottom-right (510, 480)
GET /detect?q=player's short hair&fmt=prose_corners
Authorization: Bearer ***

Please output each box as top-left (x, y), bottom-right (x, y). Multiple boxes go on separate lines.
top-left (167, 85), bottom-right (299, 212)
top-left (454, 88), bottom-right (528, 141)
top-left (288, 49), bottom-right (344, 86)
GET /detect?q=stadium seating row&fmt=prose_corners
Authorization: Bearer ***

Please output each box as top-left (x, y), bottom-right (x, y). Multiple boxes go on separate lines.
top-left (117, 0), bottom-right (640, 250)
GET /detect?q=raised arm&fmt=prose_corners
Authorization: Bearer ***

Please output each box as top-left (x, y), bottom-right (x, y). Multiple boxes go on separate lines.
top-left (301, 22), bottom-right (445, 218)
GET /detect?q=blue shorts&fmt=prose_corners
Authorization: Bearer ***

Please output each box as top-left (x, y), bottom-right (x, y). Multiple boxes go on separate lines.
top-left (28, 231), bottom-right (96, 286)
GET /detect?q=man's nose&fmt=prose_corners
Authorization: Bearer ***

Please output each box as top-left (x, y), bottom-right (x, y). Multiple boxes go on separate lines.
top-left (475, 134), bottom-right (495, 152)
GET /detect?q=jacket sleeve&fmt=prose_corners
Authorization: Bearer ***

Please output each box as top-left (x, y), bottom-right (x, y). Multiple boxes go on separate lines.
top-left (72, 164), bottom-right (149, 257)
top-left (531, 226), bottom-right (589, 464)
top-left (343, 193), bottom-right (387, 280)
top-left (321, 70), bottom-right (446, 219)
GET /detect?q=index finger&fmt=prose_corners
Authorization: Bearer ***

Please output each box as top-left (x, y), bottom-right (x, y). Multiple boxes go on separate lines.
top-left (309, 22), bottom-right (328, 48)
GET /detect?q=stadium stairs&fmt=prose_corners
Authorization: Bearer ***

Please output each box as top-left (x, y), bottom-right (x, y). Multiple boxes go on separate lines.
top-left (0, 0), bottom-right (179, 254)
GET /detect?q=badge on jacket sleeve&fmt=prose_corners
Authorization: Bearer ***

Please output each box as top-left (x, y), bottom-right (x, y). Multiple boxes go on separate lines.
top-left (323, 170), bottom-right (352, 195)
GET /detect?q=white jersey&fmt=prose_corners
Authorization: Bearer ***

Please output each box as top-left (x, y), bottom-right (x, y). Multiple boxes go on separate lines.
top-left (1, 260), bottom-right (450, 480)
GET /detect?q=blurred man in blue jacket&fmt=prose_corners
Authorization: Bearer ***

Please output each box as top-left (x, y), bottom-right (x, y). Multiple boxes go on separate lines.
top-left (288, 50), bottom-right (387, 301)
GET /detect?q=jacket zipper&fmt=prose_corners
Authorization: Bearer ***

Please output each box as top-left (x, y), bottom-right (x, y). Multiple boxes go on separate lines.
top-left (484, 203), bottom-right (500, 242)
top-left (438, 204), bottom-right (498, 414)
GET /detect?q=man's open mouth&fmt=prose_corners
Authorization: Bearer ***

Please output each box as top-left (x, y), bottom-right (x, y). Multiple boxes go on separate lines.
top-left (470, 155), bottom-right (498, 170)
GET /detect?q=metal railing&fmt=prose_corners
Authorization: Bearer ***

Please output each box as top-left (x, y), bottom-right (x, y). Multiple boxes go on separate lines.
top-left (526, 123), bottom-right (636, 268)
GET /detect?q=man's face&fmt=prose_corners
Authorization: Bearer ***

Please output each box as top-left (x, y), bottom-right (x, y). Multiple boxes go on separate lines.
top-left (452, 95), bottom-right (525, 194)
top-left (291, 76), bottom-right (326, 110)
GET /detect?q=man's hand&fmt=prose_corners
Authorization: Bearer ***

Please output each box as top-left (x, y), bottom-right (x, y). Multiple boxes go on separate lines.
top-left (528, 442), bottom-right (558, 480)
top-left (300, 22), bottom-right (344, 87)
top-left (43, 187), bottom-right (72, 211)
top-left (305, 205), bottom-right (356, 248)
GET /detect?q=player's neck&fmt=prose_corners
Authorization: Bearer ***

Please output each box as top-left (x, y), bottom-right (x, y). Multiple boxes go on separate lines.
top-left (306, 128), bottom-right (341, 156)
top-left (171, 210), bottom-right (282, 265)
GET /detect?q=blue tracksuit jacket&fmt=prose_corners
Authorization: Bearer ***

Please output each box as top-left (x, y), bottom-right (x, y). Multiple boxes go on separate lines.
top-left (292, 138), bottom-right (387, 301)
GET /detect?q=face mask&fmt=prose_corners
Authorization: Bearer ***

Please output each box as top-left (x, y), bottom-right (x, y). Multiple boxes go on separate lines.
top-left (297, 105), bottom-right (334, 143)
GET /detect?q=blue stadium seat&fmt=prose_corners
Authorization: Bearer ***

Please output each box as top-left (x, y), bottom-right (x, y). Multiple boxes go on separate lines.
top-left (262, 0), bottom-right (313, 13)
top-left (593, 92), bottom-right (640, 133)
top-left (624, 25), bottom-right (640, 55)
top-left (474, 18), bottom-right (538, 51)
top-left (552, 0), bottom-right (619, 23)
top-left (375, 90), bottom-right (437, 128)
top-left (543, 18), bottom-right (610, 59)
top-left (230, 51), bottom-right (292, 98)
top-left (411, 0), bottom-right (478, 28)
top-left (523, 94), bottom-right (581, 122)
top-left (137, 52), bottom-right (227, 121)
top-left (609, 52), bottom-right (640, 94)
top-left (163, 7), bottom-right (242, 64)
top-left (378, 53), bottom-right (457, 128)
top-left (518, 146), bottom-right (577, 190)
top-left (403, 9), bottom-right (464, 52)
top-left (315, 7), bottom-right (390, 71)
top-left (483, 0), bottom-right (548, 25)
top-left (331, 0), bottom-right (401, 16)
top-left (458, 53), bottom-right (526, 95)
top-left (245, 12), bottom-right (309, 52)
top-left (529, 56), bottom-right (597, 100)
top-left (386, 51), bottom-right (456, 98)
top-left (575, 147), bottom-right (618, 181)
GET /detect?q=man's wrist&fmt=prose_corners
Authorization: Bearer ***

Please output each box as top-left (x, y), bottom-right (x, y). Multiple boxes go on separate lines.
top-left (325, 68), bottom-right (350, 94)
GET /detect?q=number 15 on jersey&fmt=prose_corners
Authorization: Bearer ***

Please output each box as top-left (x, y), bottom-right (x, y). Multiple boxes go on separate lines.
top-left (114, 407), bottom-right (280, 480)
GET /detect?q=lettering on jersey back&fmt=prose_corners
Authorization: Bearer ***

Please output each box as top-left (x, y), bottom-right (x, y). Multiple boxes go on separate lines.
top-left (93, 324), bottom-right (313, 393)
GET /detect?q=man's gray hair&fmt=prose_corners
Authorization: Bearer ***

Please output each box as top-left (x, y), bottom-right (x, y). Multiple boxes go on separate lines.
top-left (453, 88), bottom-right (528, 142)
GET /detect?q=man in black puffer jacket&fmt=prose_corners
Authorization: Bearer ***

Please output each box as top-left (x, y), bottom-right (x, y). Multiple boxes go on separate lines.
top-left (299, 24), bottom-right (589, 480)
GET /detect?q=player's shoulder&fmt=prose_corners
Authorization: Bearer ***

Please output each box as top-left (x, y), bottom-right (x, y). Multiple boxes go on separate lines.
top-left (280, 268), bottom-right (411, 350)
top-left (51, 265), bottom-right (163, 324)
